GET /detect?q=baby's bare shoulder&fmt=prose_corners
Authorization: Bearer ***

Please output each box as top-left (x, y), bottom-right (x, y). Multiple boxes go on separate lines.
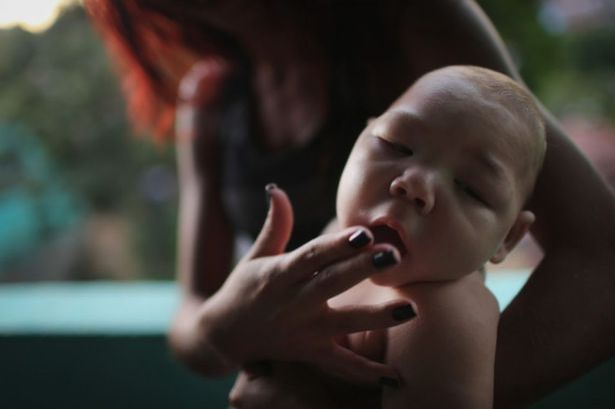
top-left (387, 273), bottom-right (500, 373)
top-left (384, 274), bottom-right (499, 408)
top-left (399, 272), bottom-right (499, 322)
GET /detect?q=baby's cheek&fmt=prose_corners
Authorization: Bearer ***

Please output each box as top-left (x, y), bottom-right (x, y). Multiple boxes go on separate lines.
top-left (443, 245), bottom-right (491, 278)
top-left (335, 179), bottom-right (354, 223)
top-left (336, 183), bottom-right (364, 226)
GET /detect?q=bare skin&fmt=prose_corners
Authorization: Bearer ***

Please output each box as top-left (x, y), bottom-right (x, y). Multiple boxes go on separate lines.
top-left (165, 1), bottom-right (615, 408)
top-left (329, 67), bottom-right (538, 408)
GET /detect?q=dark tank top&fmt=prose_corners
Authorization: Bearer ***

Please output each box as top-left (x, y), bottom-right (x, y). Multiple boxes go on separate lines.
top-left (219, 63), bottom-right (367, 250)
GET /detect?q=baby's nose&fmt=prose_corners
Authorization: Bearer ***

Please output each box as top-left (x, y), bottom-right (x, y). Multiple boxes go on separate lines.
top-left (389, 170), bottom-right (435, 214)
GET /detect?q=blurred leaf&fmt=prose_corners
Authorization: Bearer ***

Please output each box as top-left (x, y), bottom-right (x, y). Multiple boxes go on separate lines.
top-left (0, 5), bottom-right (177, 280)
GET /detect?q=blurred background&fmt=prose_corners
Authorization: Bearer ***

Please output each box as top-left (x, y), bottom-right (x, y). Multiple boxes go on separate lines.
top-left (1, 1), bottom-right (614, 408)
top-left (1, 0), bottom-right (614, 283)
top-left (0, 0), bottom-right (178, 282)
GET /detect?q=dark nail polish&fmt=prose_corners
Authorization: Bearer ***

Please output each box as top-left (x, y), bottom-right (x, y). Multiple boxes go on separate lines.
top-left (393, 305), bottom-right (416, 321)
top-left (372, 251), bottom-right (398, 268)
top-left (379, 377), bottom-right (400, 389)
top-left (349, 229), bottom-right (370, 248)
top-left (265, 183), bottom-right (277, 202)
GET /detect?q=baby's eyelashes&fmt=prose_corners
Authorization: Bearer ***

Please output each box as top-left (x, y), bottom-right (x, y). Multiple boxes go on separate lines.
top-left (376, 136), bottom-right (414, 157)
top-left (454, 179), bottom-right (488, 206)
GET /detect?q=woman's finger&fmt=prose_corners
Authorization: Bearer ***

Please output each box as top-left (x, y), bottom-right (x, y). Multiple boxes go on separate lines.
top-left (310, 344), bottom-right (401, 387)
top-left (246, 184), bottom-right (294, 260)
top-left (282, 226), bottom-right (374, 282)
top-left (229, 371), bottom-right (278, 409)
top-left (328, 301), bottom-right (416, 335)
top-left (228, 372), bottom-right (250, 408)
top-left (302, 245), bottom-right (400, 302)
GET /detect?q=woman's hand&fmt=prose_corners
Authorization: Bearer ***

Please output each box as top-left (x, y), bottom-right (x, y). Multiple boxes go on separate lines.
top-left (201, 185), bottom-right (414, 385)
top-left (228, 365), bottom-right (334, 409)
top-left (228, 363), bottom-right (380, 409)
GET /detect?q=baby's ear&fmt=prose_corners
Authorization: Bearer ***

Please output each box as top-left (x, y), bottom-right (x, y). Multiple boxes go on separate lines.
top-left (490, 210), bottom-right (535, 264)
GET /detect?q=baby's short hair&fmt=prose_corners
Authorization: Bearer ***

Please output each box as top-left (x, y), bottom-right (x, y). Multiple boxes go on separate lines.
top-left (414, 65), bottom-right (546, 200)
top-left (417, 66), bottom-right (547, 200)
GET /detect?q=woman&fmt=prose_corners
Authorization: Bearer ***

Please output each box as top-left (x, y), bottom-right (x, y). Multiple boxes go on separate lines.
top-left (85, 1), bottom-right (615, 407)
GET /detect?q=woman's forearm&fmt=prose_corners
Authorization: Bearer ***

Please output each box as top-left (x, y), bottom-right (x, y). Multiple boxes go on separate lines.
top-left (171, 84), bottom-right (238, 375)
top-left (169, 295), bottom-right (238, 377)
top-left (495, 253), bottom-right (615, 408)
top-left (494, 116), bottom-right (615, 408)
top-left (396, 2), bottom-right (615, 406)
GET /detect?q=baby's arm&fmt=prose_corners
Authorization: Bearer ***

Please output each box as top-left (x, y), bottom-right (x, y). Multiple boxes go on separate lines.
top-left (383, 272), bottom-right (499, 409)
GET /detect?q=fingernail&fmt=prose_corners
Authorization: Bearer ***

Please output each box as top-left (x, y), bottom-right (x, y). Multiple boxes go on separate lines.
top-left (348, 229), bottom-right (370, 248)
top-left (265, 183), bottom-right (277, 202)
top-left (392, 304), bottom-right (416, 321)
top-left (372, 251), bottom-right (398, 268)
top-left (379, 377), bottom-right (400, 389)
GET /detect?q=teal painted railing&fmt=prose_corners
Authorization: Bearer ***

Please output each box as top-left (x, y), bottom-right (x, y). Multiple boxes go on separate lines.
top-left (1, 272), bottom-right (613, 408)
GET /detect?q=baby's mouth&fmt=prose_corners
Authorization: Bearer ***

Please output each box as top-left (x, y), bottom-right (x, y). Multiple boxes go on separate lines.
top-left (370, 224), bottom-right (408, 256)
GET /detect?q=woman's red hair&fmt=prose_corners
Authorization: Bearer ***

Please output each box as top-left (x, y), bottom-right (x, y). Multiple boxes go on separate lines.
top-left (85, 0), bottom-right (238, 140)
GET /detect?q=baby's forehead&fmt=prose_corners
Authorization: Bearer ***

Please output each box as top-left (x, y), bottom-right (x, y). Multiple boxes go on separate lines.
top-left (405, 71), bottom-right (478, 99)
top-left (393, 83), bottom-right (487, 136)
top-left (389, 87), bottom-right (537, 180)
top-left (401, 72), bottom-right (534, 139)
top-left (400, 73), bottom-right (498, 115)
top-left (393, 89), bottom-right (527, 148)
top-left (387, 66), bottom-right (545, 197)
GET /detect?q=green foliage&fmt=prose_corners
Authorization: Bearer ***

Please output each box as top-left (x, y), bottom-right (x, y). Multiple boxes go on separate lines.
top-left (1, 2), bottom-right (613, 280)
top-left (479, 0), bottom-right (565, 91)
top-left (0, 124), bottom-right (83, 269)
top-left (562, 27), bottom-right (615, 118)
top-left (572, 27), bottom-right (615, 71)
top-left (480, 0), bottom-right (615, 122)
top-left (0, 5), bottom-right (177, 279)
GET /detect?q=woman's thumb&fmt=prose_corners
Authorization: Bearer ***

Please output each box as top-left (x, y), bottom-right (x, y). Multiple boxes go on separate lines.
top-left (247, 184), bottom-right (294, 259)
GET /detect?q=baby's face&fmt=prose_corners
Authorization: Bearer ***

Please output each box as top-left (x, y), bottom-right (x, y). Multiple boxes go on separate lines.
top-left (336, 76), bottom-right (532, 286)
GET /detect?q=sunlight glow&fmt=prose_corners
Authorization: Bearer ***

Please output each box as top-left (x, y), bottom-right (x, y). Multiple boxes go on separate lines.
top-left (0, 0), bottom-right (77, 32)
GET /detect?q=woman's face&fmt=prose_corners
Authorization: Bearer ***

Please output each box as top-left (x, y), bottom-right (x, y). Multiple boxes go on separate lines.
top-left (336, 75), bottom-right (531, 287)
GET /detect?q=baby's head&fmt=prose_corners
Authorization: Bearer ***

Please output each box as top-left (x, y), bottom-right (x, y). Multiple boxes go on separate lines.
top-left (336, 65), bottom-right (546, 286)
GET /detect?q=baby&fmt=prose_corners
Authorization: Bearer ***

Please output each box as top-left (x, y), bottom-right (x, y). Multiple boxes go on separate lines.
top-left (331, 65), bottom-right (546, 408)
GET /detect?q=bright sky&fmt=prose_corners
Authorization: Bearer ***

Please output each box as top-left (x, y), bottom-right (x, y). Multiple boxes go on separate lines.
top-left (0, 0), bottom-right (78, 32)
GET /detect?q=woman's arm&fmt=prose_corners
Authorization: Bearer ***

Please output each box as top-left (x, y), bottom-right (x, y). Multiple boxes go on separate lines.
top-left (228, 364), bottom-right (372, 409)
top-left (229, 360), bottom-right (383, 409)
top-left (496, 110), bottom-right (615, 408)
top-left (169, 60), bottom-right (238, 375)
top-left (168, 62), bottom-right (417, 382)
top-left (395, 1), bottom-right (615, 407)
top-left (394, 0), bottom-right (518, 80)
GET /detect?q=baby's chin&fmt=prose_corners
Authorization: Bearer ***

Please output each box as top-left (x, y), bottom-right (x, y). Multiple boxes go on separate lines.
top-left (369, 276), bottom-right (408, 288)
top-left (370, 264), bottom-right (484, 288)
top-left (369, 263), bottom-right (415, 288)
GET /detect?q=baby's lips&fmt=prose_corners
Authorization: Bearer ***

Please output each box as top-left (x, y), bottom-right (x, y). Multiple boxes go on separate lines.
top-left (369, 222), bottom-right (408, 256)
